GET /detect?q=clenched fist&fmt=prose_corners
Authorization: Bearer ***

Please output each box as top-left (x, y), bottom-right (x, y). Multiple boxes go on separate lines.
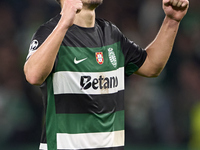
top-left (60, 0), bottom-right (83, 29)
top-left (163, 0), bottom-right (189, 22)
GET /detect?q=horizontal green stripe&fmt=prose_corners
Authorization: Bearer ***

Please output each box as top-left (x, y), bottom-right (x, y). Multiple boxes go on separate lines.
top-left (56, 111), bottom-right (124, 134)
top-left (55, 42), bottom-right (125, 72)
top-left (46, 74), bottom-right (57, 150)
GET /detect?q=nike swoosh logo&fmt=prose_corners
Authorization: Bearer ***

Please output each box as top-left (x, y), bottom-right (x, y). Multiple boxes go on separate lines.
top-left (74, 57), bottom-right (87, 64)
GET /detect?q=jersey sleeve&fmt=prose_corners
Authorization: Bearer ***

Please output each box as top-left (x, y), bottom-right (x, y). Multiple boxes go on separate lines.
top-left (26, 25), bottom-right (53, 60)
top-left (118, 29), bottom-right (147, 76)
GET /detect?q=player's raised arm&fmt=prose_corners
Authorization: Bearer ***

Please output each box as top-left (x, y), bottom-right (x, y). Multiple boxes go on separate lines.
top-left (135, 0), bottom-right (189, 77)
top-left (24, 0), bottom-right (83, 85)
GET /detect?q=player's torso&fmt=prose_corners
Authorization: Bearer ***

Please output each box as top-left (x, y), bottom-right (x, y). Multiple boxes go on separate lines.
top-left (41, 18), bottom-right (126, 150)
top-left (53, 22), bottom-right (126, 96)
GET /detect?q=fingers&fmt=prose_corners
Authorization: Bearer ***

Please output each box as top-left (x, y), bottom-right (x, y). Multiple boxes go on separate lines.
top-left (169, 0), bottom-right (189, 8)
top-left (62, 0), bottom-right (83, 14)
top-left (177, 1), bottom-right (182, 7)
top-left (60, 0), bottom-right (83, 28)
top-left (181, 0), bottom-right (189, 8)
top-left (170, 0), bottom-right (178, 6)
top-left (75, 0), bottom-right (83, 13)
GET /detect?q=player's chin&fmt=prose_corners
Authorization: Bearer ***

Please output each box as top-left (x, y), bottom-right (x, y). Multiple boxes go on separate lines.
top-left (84, 0), bottom-right (103, 5)
top-left (82, 0), bottom-right (103, 9)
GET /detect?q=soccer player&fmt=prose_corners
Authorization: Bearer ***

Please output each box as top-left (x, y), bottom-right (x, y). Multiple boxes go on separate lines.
top-left (24, 0), bottom-right (189, 150)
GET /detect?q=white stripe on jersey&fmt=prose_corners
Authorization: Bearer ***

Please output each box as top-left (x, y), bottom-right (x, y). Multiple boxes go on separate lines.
top-left (39, 143), bottom-right (47, 150)
top-left (53, 67), bottom-right (124, 95)
top-left (57, 130), bottom-right (124, 149)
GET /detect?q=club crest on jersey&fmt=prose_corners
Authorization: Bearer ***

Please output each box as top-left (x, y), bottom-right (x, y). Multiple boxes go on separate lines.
top-left (96, 52), bottom-right (104, 65)
top-left (108, 48), bottom-right (117, 68)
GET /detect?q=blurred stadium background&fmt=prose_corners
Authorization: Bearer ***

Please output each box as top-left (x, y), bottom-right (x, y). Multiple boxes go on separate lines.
top-left (0, 0), bottom-right (199, 149)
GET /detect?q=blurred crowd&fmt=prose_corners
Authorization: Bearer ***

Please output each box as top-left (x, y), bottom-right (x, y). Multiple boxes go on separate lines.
top-left (0, 0), bottom-right (199, 149)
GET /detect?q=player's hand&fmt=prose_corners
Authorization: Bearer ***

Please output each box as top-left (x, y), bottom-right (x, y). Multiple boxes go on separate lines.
top-left (163, 0), bottom-right (189, 22)
top-left (60, 0), bottom-right (83, 29)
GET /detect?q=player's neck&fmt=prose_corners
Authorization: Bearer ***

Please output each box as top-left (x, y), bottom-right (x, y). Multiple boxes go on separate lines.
top-left (74, 9), bottom-right (96, 28)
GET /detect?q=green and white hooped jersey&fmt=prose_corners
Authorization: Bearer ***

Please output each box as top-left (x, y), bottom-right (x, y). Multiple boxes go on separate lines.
top-left (27, 15), bottom-right (147, 150)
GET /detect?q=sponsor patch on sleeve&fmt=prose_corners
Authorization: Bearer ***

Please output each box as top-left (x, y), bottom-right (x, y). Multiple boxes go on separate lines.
top-left (26, 39), bottom-right (39, 59)
top-left (29, 40), bottom-right (39, 51)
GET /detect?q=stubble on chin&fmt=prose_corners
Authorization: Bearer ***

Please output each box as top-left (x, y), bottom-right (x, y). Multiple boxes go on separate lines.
top-left (82, 0), bottom-right (103, 7)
